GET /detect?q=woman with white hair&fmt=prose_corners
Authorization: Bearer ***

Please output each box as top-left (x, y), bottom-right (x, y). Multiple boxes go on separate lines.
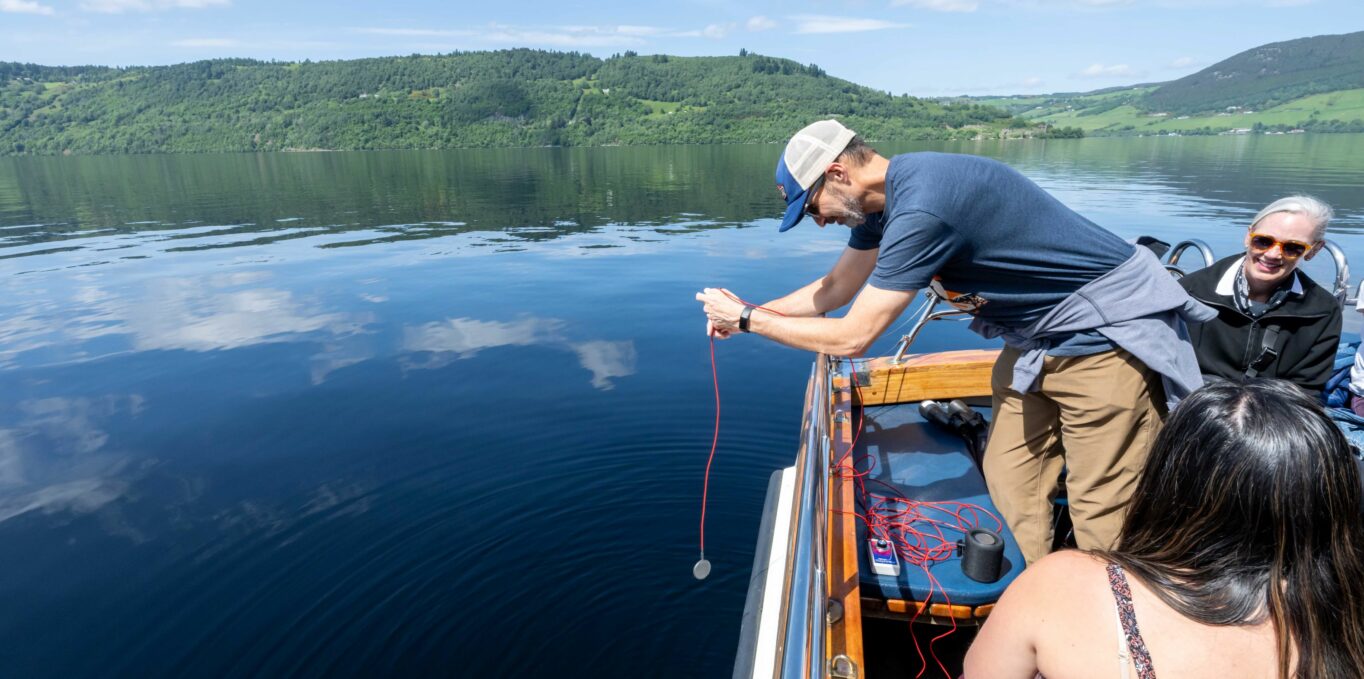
top-left (1177, 195), bottom-right (1342, 392)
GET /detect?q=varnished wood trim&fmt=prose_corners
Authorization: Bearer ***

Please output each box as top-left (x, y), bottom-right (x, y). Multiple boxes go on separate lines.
top-left (825, 360), bottom-right (865, 673)
top-left (832, 349), bottom-right (1000, 406)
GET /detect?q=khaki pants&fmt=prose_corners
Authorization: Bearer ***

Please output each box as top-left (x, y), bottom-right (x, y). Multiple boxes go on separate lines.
top-left (982, 347), bottom-right (1165, 566)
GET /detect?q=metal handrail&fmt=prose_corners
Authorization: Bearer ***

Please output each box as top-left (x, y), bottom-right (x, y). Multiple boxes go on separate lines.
top-left (773, 357), bottom-right (832, 679)
top-left (890, 292), bottom-right (973, 364)
top-left (1166, 239), bottom-right (1215, 270)
top-left (1321, 240), bottom-right (1351, 304)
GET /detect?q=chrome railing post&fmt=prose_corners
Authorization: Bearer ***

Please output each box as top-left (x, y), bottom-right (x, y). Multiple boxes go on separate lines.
top-left (774, 357), bottom-right (832, 679)
top-left (1322, 240), bottom-right (1351, 304)
top-left (892, 292), bottom-right (942, 364)
top-left (1165, 239), bottom-right (1215, 270)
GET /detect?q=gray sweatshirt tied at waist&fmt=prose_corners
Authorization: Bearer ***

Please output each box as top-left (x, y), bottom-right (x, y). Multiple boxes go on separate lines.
top-left (969, 247), bottom-right (1216, 411)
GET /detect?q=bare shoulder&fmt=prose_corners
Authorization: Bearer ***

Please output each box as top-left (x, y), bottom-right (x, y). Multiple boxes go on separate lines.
top-left (1005, 550), bottom-right (1109, 601)
top-left (965, 550), bottom-right (1113, 678)
top-left (1033, 549), bottom-right (1109, 576)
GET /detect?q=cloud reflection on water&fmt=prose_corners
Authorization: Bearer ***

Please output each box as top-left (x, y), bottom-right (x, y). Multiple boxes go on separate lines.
top-left (0, 293), bottom-right (637, 536)
top-left (0, 273), bottom-right (373, 368)
top-left (402, 316), bottom-right (637, 390)
top-left (0, 396), bottom-right (144, 534)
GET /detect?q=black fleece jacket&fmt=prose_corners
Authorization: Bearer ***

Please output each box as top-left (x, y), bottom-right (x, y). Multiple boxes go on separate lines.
top-left (1178, 254), bottom-right (1342, 392)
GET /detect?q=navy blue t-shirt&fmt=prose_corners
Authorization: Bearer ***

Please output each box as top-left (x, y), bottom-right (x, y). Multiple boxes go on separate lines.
top-left (849, 152), bottom-right (1134, 355)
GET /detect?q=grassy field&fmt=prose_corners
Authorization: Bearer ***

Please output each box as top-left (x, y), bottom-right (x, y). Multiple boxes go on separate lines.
top-left (1019, 88), bottom-right (1364, 134)
top-left (952, 86), bottom-right (1364, 135)
top-left (639, 98), bottom-right (681, 118)
top-left (970, 87), bottom-right (1156, 118)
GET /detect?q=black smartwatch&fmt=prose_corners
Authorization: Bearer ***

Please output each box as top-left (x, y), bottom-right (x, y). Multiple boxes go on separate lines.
top-left (739, 305), bottom-right (755, 333)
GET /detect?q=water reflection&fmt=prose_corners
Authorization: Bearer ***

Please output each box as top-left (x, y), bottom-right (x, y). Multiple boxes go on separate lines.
top-left (0, 395), bottom-right (143, 530)
top-left (402, 316), bottom-right (565, 360)
top-left (1, 138), bottom-right (1359, 275)
top-left (571, 340), bottom-right (638, 391)
top-left (0, 273), bottom-right (369, 369)
top-left (0, 146), bottom-right (775, 262)
top-left (402, 316), bottom-right (637, 390)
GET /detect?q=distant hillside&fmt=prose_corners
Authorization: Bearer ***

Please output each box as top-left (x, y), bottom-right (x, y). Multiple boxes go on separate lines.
top-left (1145, 31), bottom-right (1364, 115)
top-left (950, 30), bottom-right (1364, 136)
top-left (0, 50), bottom-right (1028, 155)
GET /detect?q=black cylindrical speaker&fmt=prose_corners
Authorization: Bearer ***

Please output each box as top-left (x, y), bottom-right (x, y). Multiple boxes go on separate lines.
top-left (961, 528), bottom-right (1005, 583)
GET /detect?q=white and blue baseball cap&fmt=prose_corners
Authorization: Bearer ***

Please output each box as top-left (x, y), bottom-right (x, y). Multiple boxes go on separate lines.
top-left (775, 119), bottom-right (857, 232)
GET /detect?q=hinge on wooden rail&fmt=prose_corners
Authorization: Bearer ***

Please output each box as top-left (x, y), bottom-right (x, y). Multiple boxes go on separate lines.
top-left (849, 371), bottom-right (872, 387)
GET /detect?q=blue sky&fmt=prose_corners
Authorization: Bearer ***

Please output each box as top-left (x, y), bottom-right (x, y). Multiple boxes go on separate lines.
top-left (1, 0), bottom-right (1361, 96)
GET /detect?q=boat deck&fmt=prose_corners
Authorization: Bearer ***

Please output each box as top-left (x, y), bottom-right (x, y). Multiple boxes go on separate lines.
top-left (852, 399), bottom-right (1025, 617)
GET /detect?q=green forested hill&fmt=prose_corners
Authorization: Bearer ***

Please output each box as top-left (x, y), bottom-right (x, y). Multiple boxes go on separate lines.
top-left (0, 50), bottom-right (1027, 155)
top-left (1144, 31), bottom-right (1364, 115)
top-left (955, 30), bottom-right (1364, 136)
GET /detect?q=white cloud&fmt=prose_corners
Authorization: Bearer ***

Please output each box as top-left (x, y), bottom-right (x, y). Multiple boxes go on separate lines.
top-left (702, 22), bottom-right (731, 38)
top-left (359, 21), bottom-right (748, 46)
top-left (0, 0), bottom-right (54, 15)
top-left (1000, 0), bottom-right (1134, 7)
top-left (1079, 62), bottom-right (1137, 78)
top-left (352, 28), bottom-right (468, 37)
top-left (615, 25), bottom-right (663, 36)
top-left (171, 38), bottom-right (239, 48)
top-left (913, 75), bottom-right (1047, 95)
top-left (1168, 56), bottom-right (1203, 69)
top-left (746, 15), bottom-right (777, 31)
top-left (891, 0), bottom-right (980, 11)
top-left (791, 15), bottom-right (911, 34)
top-left (488, 26), bottom-right (645, 47)
top-left (676, 22), bottom-right (734, 39)
top-left (81, 0), bottom-right (229, 12)
top-left (353, 24), bottom-right (646, 48)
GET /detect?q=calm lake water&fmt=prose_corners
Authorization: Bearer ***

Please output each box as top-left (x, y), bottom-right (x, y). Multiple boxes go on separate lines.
top-left (2, 136), bottom-right (1363, 677)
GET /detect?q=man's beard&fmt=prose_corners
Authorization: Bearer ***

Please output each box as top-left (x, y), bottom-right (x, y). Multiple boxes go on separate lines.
top-left (830, 189), bottom-right (866, 227)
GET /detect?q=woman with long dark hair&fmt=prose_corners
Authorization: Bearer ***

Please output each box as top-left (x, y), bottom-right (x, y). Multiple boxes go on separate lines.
top-left (964, 379), bottom-right (1364, 678)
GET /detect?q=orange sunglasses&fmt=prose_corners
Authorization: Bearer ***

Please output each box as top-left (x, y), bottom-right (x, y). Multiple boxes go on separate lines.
top-left (1248, 233), bottom-right (1314, 260)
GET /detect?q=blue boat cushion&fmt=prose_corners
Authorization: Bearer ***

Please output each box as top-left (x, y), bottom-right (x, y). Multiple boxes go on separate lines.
top-left (853, 403), bottom-right (1025, 606)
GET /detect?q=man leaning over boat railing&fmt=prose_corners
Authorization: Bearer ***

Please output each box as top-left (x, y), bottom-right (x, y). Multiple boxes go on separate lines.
top-left (695, 119), bottom-right (1214, 567)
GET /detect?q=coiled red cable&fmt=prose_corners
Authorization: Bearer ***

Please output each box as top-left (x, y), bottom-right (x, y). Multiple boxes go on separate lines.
top-left (835, 360), bottom-right (1001, 679)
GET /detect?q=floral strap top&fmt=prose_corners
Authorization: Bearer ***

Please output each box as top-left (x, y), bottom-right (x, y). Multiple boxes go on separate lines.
top-left (1107, 562), bottom-right (1157, 679)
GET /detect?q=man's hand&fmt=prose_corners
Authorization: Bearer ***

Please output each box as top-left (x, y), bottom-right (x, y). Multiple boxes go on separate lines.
top-left (696, 287), bottom-right (746, 337)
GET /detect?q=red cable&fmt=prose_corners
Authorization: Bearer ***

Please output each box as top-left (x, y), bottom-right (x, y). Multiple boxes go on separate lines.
top-left (699, 332), bottom-right (720, 555)
top-left (699, 292), bottom-right (787, 560)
